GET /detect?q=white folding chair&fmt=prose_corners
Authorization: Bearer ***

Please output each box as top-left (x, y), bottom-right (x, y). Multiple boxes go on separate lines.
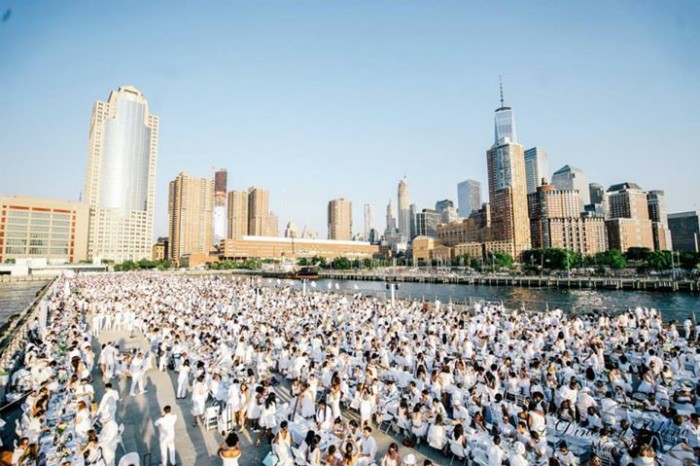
top-left (205, 405), bottom-right (219, 431)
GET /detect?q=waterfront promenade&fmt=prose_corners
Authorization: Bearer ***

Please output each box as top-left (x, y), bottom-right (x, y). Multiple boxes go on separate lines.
top-left (93, 331), bottom-right (442, 466)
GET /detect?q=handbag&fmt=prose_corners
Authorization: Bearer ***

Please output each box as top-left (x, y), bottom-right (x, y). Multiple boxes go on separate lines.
top-left (262, 451), bottom-right (278, 466)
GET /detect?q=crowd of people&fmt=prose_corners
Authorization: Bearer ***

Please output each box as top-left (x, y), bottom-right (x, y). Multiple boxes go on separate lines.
top-left (1, 272), bottom-right (700, 466)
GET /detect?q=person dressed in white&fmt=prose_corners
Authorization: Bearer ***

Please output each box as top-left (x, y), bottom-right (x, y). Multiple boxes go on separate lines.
top-left (129, 351), bottom-right (147, 396)
top-left (508, 442), bottom-right (529, 466)
top-left (97, 382), bottom-right (120, 422)
top-left (154, 405), bottom-right (177, 466)
top-left (176, 360), bottom-right (190, 399)
top-left (273, 421), bottom-right (294, 466)
top-left (191, 375), bottom-right (208, 426)
top-left (257, 393), bottom-right (277, 446)
top-left (315, 399), bottom-right (334, 432)
top-left (98, 419), bottom-right (120, 466)
top-left (357, 426), bottom-right (377, 466)
top-left (487, 436), bottom-right (506, 466)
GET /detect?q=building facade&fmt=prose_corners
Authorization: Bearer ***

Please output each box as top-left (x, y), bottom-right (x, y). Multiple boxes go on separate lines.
top-left (247, 187), bottom-right (270, 236)
top-left (220, 236), bottom-right (377, 260)
top-left (551, 165), bottom-right (590, 211)
top-left (363, 204), bottom-right (374, 241)
top-left (524, 147), bottom-right (550, 194)
top-left (668, 211), bottom-right (699, 252)
top-left (486, 95), bottom-right (531, 259)
top-left (227, 190), bottom-right (249, 239)
top-left (84, 86), bottom-right (158, 263)
top-left (647, 190), bottom-right (672, 251)
top-left (213, 169), bottom-right (227, 245)
top-left (415, 209), bottom-right (441, 238)
top-left (0, 195), bottom-right (88, 264)
top-left (605, 182), bottom-right (654, 252)
top-left (168, 173), bottom-right (214, 264)
top-left (328, 198), bottom-right (352, 240)
top-left (397, 177), bottom-right (411, 241)
top-left (457, 180), bottom-right (481, 218)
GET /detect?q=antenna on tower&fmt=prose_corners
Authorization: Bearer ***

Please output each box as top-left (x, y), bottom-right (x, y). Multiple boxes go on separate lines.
top-left (499, 75), bottom-right (504, 108)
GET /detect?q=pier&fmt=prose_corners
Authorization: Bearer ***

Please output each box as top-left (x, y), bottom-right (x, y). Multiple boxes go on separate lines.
top-left (315, 270), bottom-right (700, 292)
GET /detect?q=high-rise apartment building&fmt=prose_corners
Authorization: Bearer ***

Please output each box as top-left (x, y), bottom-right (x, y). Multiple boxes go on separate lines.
top-left (435, 199), bottom-right (458, 224)
top-left (409, 204), bottom-right (417, 240)
top-left (605, 182), bottom-right (654, 252)
top-left (524, 147), bottom-right (550, 194)
top-left (247, 187), bottom-right (270, 236)
top-left (227, 190), bottom-right (249, 239)
top-left (0, 195), bottom-right (89, 264)
top-left (668, 211), bottom-right (699, 253)
top-left (586, 182), bottom-right (607, 218)
top-left (168, 173), bottom-right (214, 264)
top-left (527, 184), bottom-right (606, 255)
top-left (84, 86), bottom-right (159, 263)
top-left (551, 165), bottom-right (590, 211)
top-left (397, 177), bottom-right (410, 241)
top-left (486, 89), bottom-right (530, 258)
top-left (364, 204), bottom-right (374, 241)
top-left (647, 190), bottom-right (672, 251)
top-left (213, 169), bottom-right (227, 245)
top-left (328, 198), bottom-right (352, 240)
top-left (457, 180), bottom-right (481, 217)
top-left (266, 213), bottom-right (279, 237)
top-left (285, 222), bottom-right (298, 238)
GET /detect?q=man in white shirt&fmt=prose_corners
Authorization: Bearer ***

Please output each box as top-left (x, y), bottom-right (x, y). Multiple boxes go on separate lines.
top-left (357, 426), bottom-right (377, 466)
top-left (97, 382), bottom-right (120, 422)
top-left (154, 405), bottom-right (177, 466)
top-left (99, 419), bottom-right (120, 466)
top-left (487, 436), bottom-right (506, 466)
top-left (129, 351), bottom-right (147, 396)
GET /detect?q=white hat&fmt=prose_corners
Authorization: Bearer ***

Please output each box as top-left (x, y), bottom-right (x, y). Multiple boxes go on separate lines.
top-left (403, 454), bottom-right (417, 465)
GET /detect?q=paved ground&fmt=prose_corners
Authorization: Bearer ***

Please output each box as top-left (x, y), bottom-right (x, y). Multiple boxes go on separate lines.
top-left (94, 330), bottom-right (450, 466)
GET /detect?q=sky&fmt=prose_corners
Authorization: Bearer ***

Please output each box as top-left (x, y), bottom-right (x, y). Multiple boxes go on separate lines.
top-left (0, 1), bottom-right (699, 239)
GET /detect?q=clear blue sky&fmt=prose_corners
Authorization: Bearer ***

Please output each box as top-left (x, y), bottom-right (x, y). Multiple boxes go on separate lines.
top-left (1, 1), bottom-right (698, 238)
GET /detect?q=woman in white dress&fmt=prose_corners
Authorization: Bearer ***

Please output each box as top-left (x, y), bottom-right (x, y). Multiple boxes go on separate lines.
top-left (74, 400), bottom-right (93, 443)
top-left (300, 383), bottom-right (316, 419)
top-left (237, 384), bottom-right (249, 430)
top-left (191, 374), bottom-right (209, 426)
top-left (218, 432), bottom-right (241, 466)
top-left (226, 382), bottom-right (242, 430)
top-left (273, 421), bottom-right (293, 466)
top-left (358, 390), bottom-right (373, 428)
top-left (177, 359), bottom-right (191, 399)
top-left (328, 383), bottom-right (342, 420)
top-left (247, 386), bottom-right (263, 430)
top-left (257, 393), bottom-right (277, 446)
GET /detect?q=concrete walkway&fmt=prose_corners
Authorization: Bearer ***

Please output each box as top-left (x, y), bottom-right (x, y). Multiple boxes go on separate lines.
top-left (93, 330), bottom-right (448, 466)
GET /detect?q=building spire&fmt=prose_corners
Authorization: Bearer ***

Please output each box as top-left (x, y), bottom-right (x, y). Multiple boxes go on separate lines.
top-left (499, 75), bottom-right (504, 108)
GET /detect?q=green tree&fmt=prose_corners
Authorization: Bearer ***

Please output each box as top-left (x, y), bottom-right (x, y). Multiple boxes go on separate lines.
top-left (492, 252), bottom-right (514, 269)
top-left (362, 258), bottom-right (373, 269)
top-left (679, 252), bottom-right (700, 270)
top-left (331, 257), bottom-right (352, 269)
top-left (297, 258), bottom-right (309, 266)
top-left (595, 250), bottom-right (627, 270)
top-left (645, 250), bottom-right (672, 271)
top-left (625, 247), bottom-right (651, 262)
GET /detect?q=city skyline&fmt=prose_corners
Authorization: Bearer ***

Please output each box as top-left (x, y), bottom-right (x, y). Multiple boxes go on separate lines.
top-left (1, 2), bottom-right (699, 239)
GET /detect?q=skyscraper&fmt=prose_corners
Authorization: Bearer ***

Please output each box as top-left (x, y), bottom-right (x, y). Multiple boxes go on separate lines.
top-left (435, 199), bottom-right (457, 224)
top-left (213, 169), bottom-right (227, 245)
top-left (385, 200), bottom-right (397, 237)
top-left (486, 85), bottom-right (531, 258)
top-left (524, 147), bottom-right (550, 194)
top-left (328, 198), bottom-right (352, 240)
top-left (668, 211), bottom-right (699, 252)
top-left (551, 165), bottom-right (590, 211)
top-left (605, 182), bottom-right (654, 252)
top-left (647, 190), bottom-right (672, 251)
top-left (409, 204), bottom-right (417, 240)
top-left (227, 190), bottom-right (249, 239)
top-left (364, 204), bottom-right (374, 241)
top-left (84, 86), bottom-right (158, 263)
top-left (168, 172), bottom-right (214, 264)
top-left (247, 187), bottom-right (269, 236)
top-left (397, 177), bottom-right (410, 241)
top-left (457, 180), bottom-right (481, 217)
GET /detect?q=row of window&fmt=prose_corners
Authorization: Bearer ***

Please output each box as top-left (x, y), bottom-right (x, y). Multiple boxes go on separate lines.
top-left (3, 247), bottom-right (69, 255)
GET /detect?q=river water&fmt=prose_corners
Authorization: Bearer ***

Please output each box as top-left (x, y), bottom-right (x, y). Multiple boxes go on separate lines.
top-left (280, 278), bottom-right (700, 323)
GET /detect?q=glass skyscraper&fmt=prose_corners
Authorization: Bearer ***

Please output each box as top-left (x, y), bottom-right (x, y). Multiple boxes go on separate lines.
top-left (84, 86), bottom-right (159, 263)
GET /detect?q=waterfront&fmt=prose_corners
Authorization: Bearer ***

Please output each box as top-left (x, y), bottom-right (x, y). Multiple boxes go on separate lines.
top-left (0, 280), bottom-right (50, 327)
top-left (300, 277), bottom-right (700, 322)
